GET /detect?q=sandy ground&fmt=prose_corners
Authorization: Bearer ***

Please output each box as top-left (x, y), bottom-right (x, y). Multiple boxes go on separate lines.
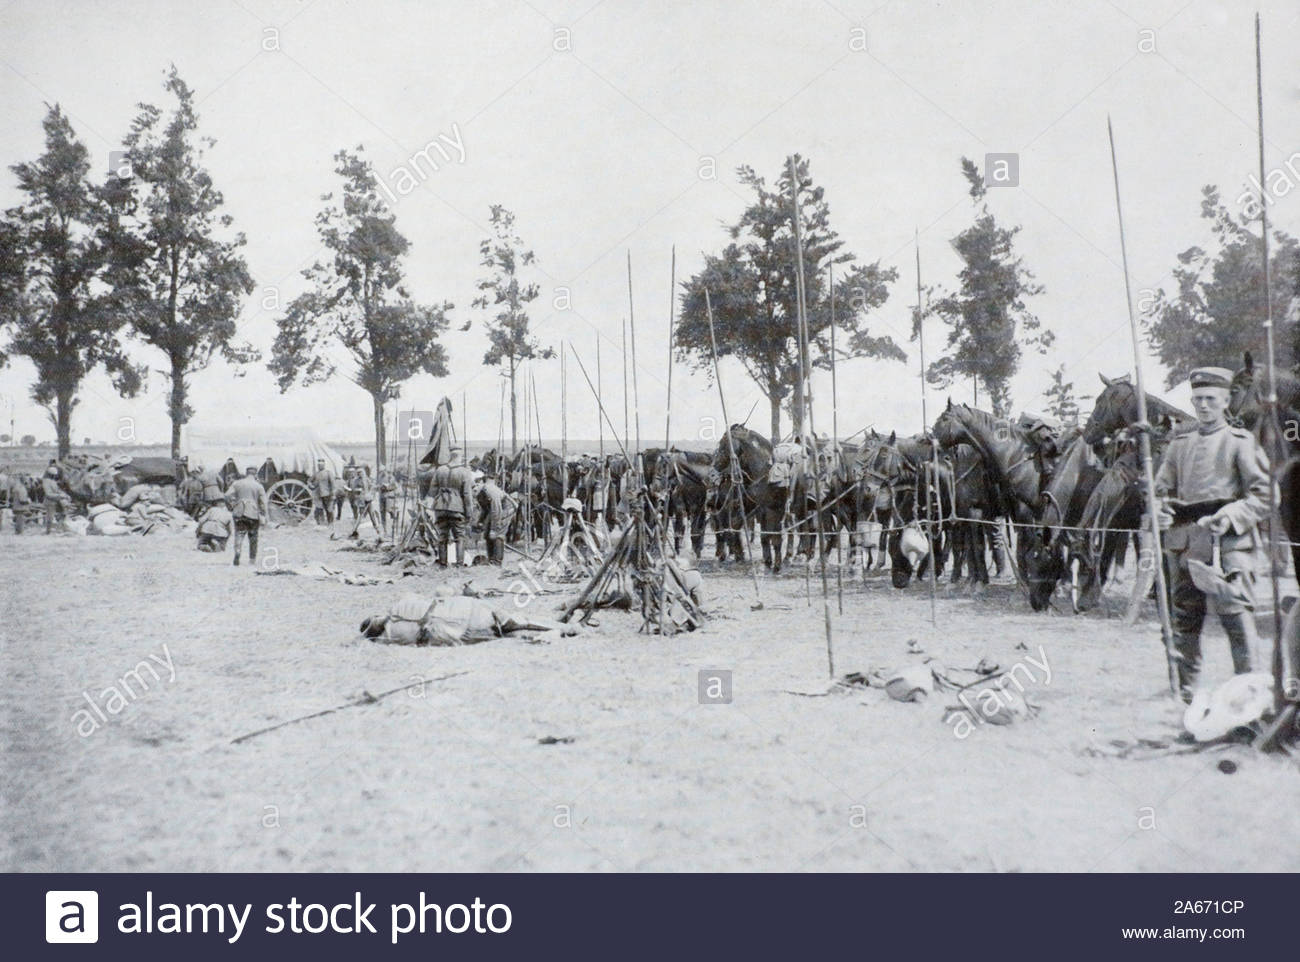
top-left (3, 519), bottom-right (1299, 873)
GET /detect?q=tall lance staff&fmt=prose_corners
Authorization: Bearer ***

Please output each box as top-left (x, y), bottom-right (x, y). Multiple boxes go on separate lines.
top-left (530, 366), bottom-right (547, 546)
top-left (622, 316), bottom-right (630, 457)
top-left (561, 344), bottom-right (569, 498)
top-left (915, 231), bottom-right (939, 627)
top-left (706, 288), bottom-right (763, 602)
top-left (1254, 14), bottom-right (1288, 713)
top-left (788, 154), bottom-right (835, 680)
top-left (596, 334), bottom-right (605, 462)
top-left (627, 252), bottom-right (643, 479)
top-left (660, 248), bottom-right (678, 556)
top-left (664, 246), bottom-right (676, 453)
top-left (829, 262), bottom-right (843, 614)
top-left (1107, 116), bottom-right (1178, 696)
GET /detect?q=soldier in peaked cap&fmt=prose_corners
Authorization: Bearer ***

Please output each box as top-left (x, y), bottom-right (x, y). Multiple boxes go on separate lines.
top-left (1153, 366), bottom-right (1273, 702)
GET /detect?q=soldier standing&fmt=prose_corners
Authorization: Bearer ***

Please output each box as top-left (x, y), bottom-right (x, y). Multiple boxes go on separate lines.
top-left (347, 465), bottom-right (383, 539)
top-left (430, 460), bottom-right (474, 566)
top-left (226, 466), bottom-right (268, 566)
top-left (1154, 367), bottom-right (1273, 702)
top-left (40, 460), bottom-right (70, 534)
top-left (198, 463), bottom-right (225, 507)
top-left (177, 468), bottom-right (204, 518)
top-left (309, 458), bottom-right (335, 525)
top-left (0, 467), bottom-right (30, 533)
top-left (377, 464), bottom-right (398, 535)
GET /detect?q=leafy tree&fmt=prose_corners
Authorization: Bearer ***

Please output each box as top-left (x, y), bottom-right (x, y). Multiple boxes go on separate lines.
top-left (101, 66), bottom-right (256, 457)
top-left (0, 105), bottom-right (142, 457)
top-left (21, 434), bottom-right (35, 446)
top-left (1144, 185), bottom-right (1300, 388)
top-left (678, 155), bottom-right (902, 443)
top-left (924, 157), bottom-right (1050, 416)
top-left (472, 204), bottom-right (551, 454)
top-left (270, 147), bottom-right (453, 466)
top-left (1043, 363), bottom-right (1079, 426)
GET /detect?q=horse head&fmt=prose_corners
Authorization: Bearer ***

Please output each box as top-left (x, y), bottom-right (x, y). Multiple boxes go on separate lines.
top-left (931, 401), bottom-right (966, 449)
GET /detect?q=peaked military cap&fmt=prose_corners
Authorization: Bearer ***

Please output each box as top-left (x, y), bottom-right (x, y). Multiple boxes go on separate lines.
top-left (1188, 367), bottom-right (1233, 389)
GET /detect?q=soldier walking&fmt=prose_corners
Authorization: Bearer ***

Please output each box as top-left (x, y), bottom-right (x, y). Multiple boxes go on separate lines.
top-left (1153, 367), bottom-right (1273, 702)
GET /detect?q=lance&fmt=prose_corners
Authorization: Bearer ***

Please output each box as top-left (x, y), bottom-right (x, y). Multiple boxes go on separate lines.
top-left (829, 262), bottom-right (844, 614)
top-left (788, 154), bottom-right (835, 680)
top-left (522, 359), bottom-right (533, 556)
top-left (622, 316), bottom-right (630, 458)
top-left (1107, 116), bottom-right (1178, 696)
top-left (916, 231), bottom-right (939, 627)
top-left (1255, 14), bottom-right (1288, 712)
top-left (627, 251), bottom-right (643, 480)
top-left (596, 333), bottom-right (605, 461)
top-left (707, 288), bottom-right (763, 602)
top-left (664, 246), bottom-right (676, 452)
top-left (561, 344), bottom-right (568, 497)
top-left (496, 379), bottom-right (506, 485)
top-left (570, 344), bottom-right (633, 466)
top-left (531, 366), bottom-right (546, 546)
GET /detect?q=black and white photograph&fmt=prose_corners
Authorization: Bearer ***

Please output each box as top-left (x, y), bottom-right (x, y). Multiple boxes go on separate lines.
top-left (2, 0), bottom-right (1299, 927)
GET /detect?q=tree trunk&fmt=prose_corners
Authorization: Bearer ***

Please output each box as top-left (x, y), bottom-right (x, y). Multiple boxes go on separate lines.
top-left (769, 394), bottom-right (781, 446)
top-left (55, 387), bottom-right (74, 459)
top-left (509, 357), bottom-right (518, 455)
top-left (373, 393), bottom-right (386, 467)
top-left (169, 357), bottom-right (186, 460)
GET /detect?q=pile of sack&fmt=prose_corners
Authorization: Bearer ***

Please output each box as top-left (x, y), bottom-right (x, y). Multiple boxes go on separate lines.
top-left (85, 500), bottom-right (195, 536)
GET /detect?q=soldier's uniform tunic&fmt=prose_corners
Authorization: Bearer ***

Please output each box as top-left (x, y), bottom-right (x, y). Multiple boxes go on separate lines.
top-left (1154, 373), bottom-right (1272, 697)
top-left (430, 463), bottom-right (475, 565)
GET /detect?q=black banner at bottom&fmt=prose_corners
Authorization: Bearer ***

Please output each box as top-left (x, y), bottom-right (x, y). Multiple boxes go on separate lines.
top-left (5, 873), bottom-right (1281, 958)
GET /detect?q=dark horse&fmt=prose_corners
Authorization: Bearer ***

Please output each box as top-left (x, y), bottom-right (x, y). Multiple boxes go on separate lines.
top-left (1230, 351), bottom-right (1300, 585)
top-left (712, 425), bottom-right (790, 570)
top-left (650, 449), bottom-right (713, 556)
top-left (933, 399), bottom-right (1047, 589)
top-left (1068, 373), bottom-right (1192, 612)
top-left (1022, 432), bottom-right (1106, 610)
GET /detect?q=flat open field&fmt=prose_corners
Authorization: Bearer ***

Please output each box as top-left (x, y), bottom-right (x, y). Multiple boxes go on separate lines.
top-left (3, 521), bottom-right (1298, 872)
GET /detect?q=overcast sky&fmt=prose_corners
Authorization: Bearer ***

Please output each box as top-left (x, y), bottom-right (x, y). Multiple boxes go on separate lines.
top-left (2, 0), bottom-right (1299, 449)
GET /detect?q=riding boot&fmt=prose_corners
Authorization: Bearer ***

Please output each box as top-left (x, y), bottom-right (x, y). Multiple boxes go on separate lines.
top-left (1219, 611), bottom-right (1256, 675)
top-left (1172, 632), bottom-right (1201, 704)
top-left (436, 543), bottom-right (448, 567)
top-left (991, 522), bottom-right (1008, 576)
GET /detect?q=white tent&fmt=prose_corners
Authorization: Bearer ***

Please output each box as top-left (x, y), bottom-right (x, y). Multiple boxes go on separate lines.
top-left (182, 424), bottom-right (346, 477)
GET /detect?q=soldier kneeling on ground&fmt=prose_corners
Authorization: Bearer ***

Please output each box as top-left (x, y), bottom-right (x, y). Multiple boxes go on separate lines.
top-left (196, 502), bottom-right (234, 551)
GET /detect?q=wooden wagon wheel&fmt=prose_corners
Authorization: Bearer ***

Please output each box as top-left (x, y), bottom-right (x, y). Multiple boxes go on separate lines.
top-left (267, 477), bottom-right (314, 524)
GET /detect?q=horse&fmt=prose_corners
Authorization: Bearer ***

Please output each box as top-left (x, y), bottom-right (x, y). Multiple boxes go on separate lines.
top-left (933, 400), bottom-right (1044, 519)
top-left (506, 446), bottom-right (566, 540)
top-left (650, 449), bottom-right (713, 556)
top-left (1230, 350), bottom-right (1300, 583)
top-left (1066, 448), bottom-right (1141, 612)
top-left (713, 425), bottom-right (788, 570)
top-left (1021, 432), bottom-right (1106, 610)
top-left (939, 443), bottom-right (1002, 587)
top-left (933, 400), bottom-right (1050, 588)
top-left (1082, 373), bottom-right (1192, 447)
top-left (857, 431), bottom-right (949, 588)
